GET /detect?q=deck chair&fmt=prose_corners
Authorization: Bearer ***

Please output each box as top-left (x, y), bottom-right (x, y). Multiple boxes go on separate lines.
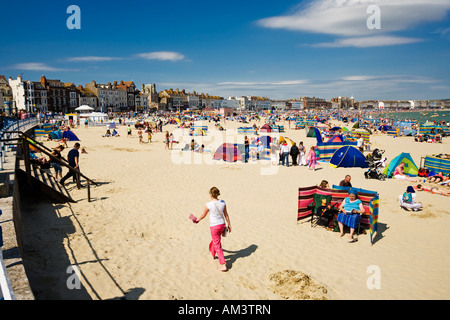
top-left (308, 193), bottom-right (335, 228)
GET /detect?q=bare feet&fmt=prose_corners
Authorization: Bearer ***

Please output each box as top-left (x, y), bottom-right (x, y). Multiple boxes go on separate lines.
top-left (218, 264), bottom-right (227, 272)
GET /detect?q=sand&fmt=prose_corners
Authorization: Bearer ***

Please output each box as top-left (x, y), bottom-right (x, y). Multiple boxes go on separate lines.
top-left (19, 119), bottom-right (450, 300)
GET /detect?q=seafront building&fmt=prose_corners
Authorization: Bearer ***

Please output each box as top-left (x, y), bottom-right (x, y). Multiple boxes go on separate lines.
top-left (0, 75), bottom-right (14, 115)
top-left (2, 73), bottom-right (450, 115)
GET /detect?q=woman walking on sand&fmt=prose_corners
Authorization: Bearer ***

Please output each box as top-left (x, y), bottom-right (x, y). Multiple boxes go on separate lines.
top-left (194, 187), bottom-right (232, 272)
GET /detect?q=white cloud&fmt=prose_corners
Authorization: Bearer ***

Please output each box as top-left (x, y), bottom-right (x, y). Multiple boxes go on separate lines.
top-left (66, 56), bottom-right (123, 62)
top-left (311, 35), bottom-right (424, 47)
top-left (257, 0), bottom-right (450, 47)
top-left (10, 62), bottom-right (64, 71)
top-left (217, 80), bottom-right (309, 86)
top-left (137, 51), bottom-right (185, 61)
top-left (157, 73), bottom-right (443, 100)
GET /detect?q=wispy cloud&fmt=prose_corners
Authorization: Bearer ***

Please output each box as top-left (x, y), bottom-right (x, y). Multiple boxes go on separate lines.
top-left (257, 0), bottom-right (450, 47)
top-left (217, 80), bottom-right (309, 86)
top-left (9, 62), bottom-right (66, 72)
top-left (66, 56), bottom-right (124, 62)
top-left (159, 74), bottom-right (440, 100)
top-left (137, 51), bottom-right (185, 61)
top-left (311, 35), bottom-right (424, 48)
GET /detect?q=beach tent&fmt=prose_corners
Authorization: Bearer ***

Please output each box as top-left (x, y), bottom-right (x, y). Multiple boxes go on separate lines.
top-left (50, 130), bottom-right (63, 140)
top-left (383, 153), bottom-right (418, 178)
top-left (260, 124), bottom-right (272, 132)
top-left (213, 143), bottom-right (243, 162)
top-left (378, 125), bottom-right (391, 132)
top-left (314, 128), bottom-right (323, 143)
top-left (169, 118), bottom-right (180, 125)
top-left (279, 136), bottom-right (294, 147)
top-left (63, 130), bottom-right (80, 141)
top-left (329, 146), bottom-right (369, 168)
top-left (306, 126), bottom-right (317, 137)
top-left (327, 135), bottom-right (344, 143)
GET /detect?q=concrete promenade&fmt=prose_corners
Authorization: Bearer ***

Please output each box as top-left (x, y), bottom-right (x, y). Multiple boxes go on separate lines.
top-left (0, 119), bottom-right (39, 300)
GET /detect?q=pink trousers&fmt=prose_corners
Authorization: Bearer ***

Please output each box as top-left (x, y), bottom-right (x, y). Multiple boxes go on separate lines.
top-left (209, 224), bottom-right (226, 265)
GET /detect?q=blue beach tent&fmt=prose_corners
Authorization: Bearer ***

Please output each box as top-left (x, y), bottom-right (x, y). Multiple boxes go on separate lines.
top-left (63, 130), bottom-right (80, 141)
top-left (383, 153), bottom-right (418, 178)
top-left (329, 146), bottom-right (369, 168)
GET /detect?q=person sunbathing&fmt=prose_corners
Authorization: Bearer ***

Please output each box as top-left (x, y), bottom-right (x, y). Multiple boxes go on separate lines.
top-left (393, 162), bottom-right (420, 182)
top-left (427, 172), bottom-right (444, 183)
top-left (415, 184), bottom-right (450, 196)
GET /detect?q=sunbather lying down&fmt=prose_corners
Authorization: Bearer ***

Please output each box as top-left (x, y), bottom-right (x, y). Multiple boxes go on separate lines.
top-left (415, 184), bottom-right (450, 196)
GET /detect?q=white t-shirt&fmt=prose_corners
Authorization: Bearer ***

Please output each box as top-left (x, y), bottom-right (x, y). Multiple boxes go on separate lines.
top-left (206, 200), bottom-right (226, 227)
top-left (280, 144), bottom-right (290, 153)
top-left (357, 138), bottom-right (364, 148)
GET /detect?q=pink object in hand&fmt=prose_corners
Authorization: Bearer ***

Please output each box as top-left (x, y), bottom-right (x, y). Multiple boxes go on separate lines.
top-left (189, 214), bottom-right (198, 223)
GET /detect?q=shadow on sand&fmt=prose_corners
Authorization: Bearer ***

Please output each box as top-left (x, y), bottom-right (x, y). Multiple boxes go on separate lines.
top-left (223, 244), bottom-right (258, 270)
top-left (19, 188), bottom-right (144, 300)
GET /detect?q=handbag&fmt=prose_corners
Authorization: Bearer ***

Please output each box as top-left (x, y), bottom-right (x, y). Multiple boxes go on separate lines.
top-left (213, 202), bottom-right (229, 237)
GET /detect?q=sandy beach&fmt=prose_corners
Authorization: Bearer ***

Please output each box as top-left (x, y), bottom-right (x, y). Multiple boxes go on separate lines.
top-left (19, 119), bottom-right (450, 300)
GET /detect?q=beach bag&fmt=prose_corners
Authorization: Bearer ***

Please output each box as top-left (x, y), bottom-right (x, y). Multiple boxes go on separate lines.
top-left (214, 202), bottom-right (229, 237)
top-left (418, 168), bottom-right (429, 177)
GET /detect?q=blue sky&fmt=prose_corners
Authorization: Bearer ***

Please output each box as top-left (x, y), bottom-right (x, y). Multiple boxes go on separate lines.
top-left (1, 0), bottom-right (450, 100)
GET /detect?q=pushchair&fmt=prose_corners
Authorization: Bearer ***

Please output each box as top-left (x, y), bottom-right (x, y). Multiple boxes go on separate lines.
top-left (364, 148), bottom-right (387, 181)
